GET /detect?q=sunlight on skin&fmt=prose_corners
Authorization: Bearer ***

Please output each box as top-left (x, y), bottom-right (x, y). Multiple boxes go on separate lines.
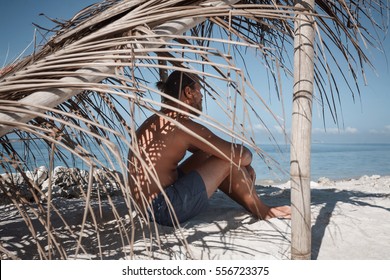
top-left (127, 76), bottom-right (291, 221)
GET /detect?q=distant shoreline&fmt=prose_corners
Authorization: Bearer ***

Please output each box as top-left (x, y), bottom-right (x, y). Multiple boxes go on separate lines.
top-left (1, 141), bottom-right (390, 188)
top-left (256, 173), bottom-right (388, 186)
top-left (1, 165), bottom-right (389, 202)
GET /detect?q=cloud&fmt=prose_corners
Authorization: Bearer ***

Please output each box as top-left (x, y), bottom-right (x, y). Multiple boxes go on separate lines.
top-left (313, 126), bottom-right (358, 134)
top-left (369, 125), bottom-right (390, 134)
top-left (313, 127), bottom-right (337, 134)
top-left (274, 125), bottom-right (284, 134)
top-left (253, 124), bottom-right (267, 132)
top-left (274, 125), bottom-right (290, 134)
top-left (345, 127), bottom-right (358, 134)
top-left (253, 124), bottom-right (290, 135)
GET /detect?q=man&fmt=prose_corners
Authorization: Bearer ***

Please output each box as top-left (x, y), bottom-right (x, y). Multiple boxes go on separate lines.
top-left (128, 70), bottom-right (290, 226)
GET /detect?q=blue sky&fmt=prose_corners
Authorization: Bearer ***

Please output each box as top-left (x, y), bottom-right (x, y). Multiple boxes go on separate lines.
top-left (1, 0), bottom-right (390, 144)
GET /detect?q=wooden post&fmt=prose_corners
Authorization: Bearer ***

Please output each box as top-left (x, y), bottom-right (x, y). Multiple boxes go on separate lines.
top-left (290, 0), bottom-right (315, 260)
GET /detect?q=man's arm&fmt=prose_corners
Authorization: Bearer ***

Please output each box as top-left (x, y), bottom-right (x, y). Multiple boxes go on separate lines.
top-left (182, 119), bottom-right (252, 166)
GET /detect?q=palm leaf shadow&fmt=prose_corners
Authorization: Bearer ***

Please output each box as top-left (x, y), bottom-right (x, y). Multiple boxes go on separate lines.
top-left (0, 0), bottom-right (389, 259)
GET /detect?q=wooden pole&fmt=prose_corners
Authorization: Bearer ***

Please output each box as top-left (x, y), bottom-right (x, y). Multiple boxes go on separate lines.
top-left (290, 0), bottom-right (315, 260)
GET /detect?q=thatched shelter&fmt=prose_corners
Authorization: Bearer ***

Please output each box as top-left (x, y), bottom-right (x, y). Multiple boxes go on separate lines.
top-left (0, 0), bottom-right (388, 260)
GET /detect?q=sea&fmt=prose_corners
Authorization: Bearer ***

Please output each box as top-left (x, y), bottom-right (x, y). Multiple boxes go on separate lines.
top-left (253, 143), bottom-right (390, 182)
top-left (1, 141), bottom-right (390, 183)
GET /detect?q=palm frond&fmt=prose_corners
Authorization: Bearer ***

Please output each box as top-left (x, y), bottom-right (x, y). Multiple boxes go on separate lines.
top-left (0, 0), bottom-right (388, 259)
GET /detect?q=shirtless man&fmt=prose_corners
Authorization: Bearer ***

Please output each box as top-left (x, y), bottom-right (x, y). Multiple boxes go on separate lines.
top-left (128, 71), bottom-right (291, 226)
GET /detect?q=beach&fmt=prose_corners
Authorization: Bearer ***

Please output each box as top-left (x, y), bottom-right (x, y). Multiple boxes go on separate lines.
top-left (1, 173), bottom-right (389, 260)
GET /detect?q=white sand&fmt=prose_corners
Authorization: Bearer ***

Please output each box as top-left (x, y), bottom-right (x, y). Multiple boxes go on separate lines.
top-left (1, 175), bottom-right (389, 260)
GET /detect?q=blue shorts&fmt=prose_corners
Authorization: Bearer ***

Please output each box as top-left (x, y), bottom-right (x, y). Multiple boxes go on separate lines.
top-left (149, 170), bottom-right (208, 226)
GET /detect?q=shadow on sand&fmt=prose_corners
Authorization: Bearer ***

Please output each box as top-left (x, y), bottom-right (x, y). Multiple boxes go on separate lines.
top-left (0, 185), bottom-right (389, 259)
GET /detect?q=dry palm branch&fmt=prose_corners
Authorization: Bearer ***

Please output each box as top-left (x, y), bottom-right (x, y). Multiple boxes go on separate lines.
top-left (0, 0), bottom-right (387, 259)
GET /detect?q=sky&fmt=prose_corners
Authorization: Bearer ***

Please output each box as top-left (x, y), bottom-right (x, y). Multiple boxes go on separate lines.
top-left (1, 0), bottom-right (390, 144)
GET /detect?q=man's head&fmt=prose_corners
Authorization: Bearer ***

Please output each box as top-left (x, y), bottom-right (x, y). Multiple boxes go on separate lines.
top-left (157, 70), bottom-right (203, 114)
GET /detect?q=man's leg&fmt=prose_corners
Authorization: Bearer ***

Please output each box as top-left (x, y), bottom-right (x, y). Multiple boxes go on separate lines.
top-left (180, 150), bottom-right (290, 219)
top-left (218, 165), bottom-right (273, 219)
top-left (179, 151), bottom-right (231, 197)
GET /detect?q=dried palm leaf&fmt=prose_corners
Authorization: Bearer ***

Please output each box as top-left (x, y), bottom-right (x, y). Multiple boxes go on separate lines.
top-left (0, 0), bottom-right (388, 259)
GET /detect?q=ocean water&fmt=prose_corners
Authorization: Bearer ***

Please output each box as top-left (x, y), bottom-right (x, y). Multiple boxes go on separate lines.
top-left (254, 143), bottom-right (390, 182)
top-left (1, 140), bottom-right (390, 182)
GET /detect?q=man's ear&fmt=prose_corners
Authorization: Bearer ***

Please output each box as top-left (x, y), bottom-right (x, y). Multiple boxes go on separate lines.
top-left (184, 86), bottom-right (193, 99)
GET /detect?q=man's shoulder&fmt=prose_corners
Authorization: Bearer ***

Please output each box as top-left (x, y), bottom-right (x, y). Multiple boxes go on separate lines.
top-left (176, 117), bottom-right (216, 143)
top-left (179, 117), bottom-right (207, 130)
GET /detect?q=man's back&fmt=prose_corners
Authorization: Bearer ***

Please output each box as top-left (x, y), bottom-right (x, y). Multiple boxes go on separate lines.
top-left (128, 111), bottom-right (194, 208)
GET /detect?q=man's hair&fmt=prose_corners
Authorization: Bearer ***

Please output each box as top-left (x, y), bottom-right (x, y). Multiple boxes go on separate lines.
top-left (156, 70), bottom-right (198, 99)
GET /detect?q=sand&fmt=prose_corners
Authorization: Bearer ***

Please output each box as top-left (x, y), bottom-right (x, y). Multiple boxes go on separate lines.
top-left (1, 175), bottom-right (389, 260)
